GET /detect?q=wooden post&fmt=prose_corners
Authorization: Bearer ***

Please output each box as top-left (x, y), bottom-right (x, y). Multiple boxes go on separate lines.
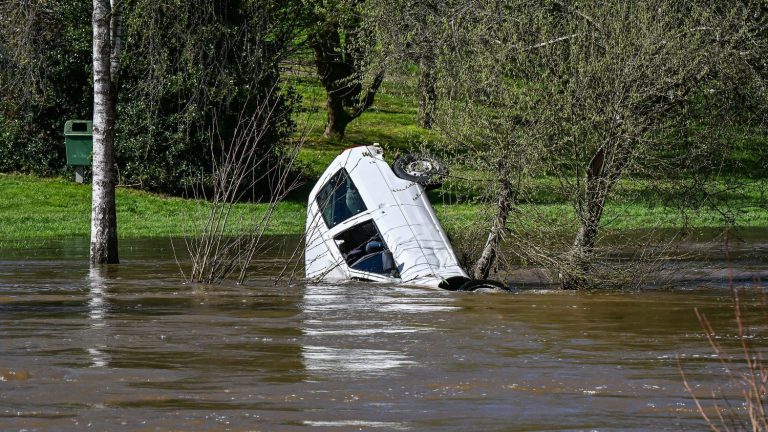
top-left (75, 166), bottom-right (85, 184)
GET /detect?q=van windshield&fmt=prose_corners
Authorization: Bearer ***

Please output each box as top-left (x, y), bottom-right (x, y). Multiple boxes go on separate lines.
top-left (315, 168), bottom-right (367, 228)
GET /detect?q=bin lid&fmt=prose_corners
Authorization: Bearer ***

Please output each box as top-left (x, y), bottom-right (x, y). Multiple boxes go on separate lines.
top-left (64, 120), bottom-right (93, 136)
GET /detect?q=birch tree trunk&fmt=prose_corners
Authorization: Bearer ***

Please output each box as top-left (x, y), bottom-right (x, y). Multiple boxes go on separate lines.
top-left (90, 0), bottom-right (120, 264)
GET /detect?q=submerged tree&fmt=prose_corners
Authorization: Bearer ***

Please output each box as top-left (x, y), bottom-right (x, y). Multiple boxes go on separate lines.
top-left (542, 1), bottom-right (762, 288)
top-left (308, 0), bottom-right (384, 139)
top-left (90, 0), bottom-right (122, 264)
top-left (181, 91), bottom-right (304, 284)
top-left (415, 0), bottom-right (767, 287)
top-left (123, 0), bottom-right (309, 283)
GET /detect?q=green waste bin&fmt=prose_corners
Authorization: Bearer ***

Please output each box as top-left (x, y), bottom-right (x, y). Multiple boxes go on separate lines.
top-left (64, 120), bottom-right (93, 166)
top-left (64, 120), bottom-right (93, 183)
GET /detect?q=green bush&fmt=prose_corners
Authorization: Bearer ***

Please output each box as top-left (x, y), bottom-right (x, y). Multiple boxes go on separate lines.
top-left (0, 0), bottom-right (301, 197)
top-left (0, 1), bottom-right (91, 174)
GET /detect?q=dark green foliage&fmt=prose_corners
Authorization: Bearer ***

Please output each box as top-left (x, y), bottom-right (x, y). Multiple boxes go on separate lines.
top-left (0, 1), bottom-right (92, 174)
top-left (115, 0), bottom-right (300, 195)
top-left (0, 0), bottom-right (302, 197)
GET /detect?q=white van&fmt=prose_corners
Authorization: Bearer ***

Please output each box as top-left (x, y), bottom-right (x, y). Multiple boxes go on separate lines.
top-left (305, 145), bottom-right (497, 290)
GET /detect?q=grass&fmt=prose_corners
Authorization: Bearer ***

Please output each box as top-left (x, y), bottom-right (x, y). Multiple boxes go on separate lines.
top-left (289, 74), bottom-right (767, 230)
top-left (0, 173), bottom-right (305, 248)
top-left (1, 75), bottom-right (766, 245)
top-left (1, 171), bottom-right (766, 248)
top-left (292, 76), bottom-right (440, 178)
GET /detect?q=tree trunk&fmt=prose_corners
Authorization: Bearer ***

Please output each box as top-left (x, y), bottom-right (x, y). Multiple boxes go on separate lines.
top-left (561, 148), bottom-right (610, 289)
top-left (417, 55), bottom-right (436, 129)
top-left (310, 17), bottom-right (383, 140)
top-left (323, 93), bottom-right (352, 139)
top-left (561, 182), bottom-right (607, 289)
top-left (109, 0), bottom-right (122, 85)
top-left (473, 179), bottom-right (512, 280)
top-left (90, 0), bottom-right (119, 264)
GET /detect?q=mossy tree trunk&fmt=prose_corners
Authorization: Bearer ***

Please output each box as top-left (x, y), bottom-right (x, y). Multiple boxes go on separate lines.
top-left (310, 14), bottom-right (383, 140)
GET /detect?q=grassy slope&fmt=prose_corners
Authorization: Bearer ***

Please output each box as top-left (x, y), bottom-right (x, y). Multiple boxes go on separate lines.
top-left (292, 77), bottom-right (440, 178)
top-left (293, 75), bottom-right (768, 230)
top-left (0, 174), bottom-right (304, 247)
top-left (1, 76), bottom-right (766, 243)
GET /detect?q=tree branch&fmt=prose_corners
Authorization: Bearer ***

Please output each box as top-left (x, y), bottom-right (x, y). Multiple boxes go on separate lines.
top-left (352, 69), bottom-right (385, 119)
top-left (552, 0), bottom-right (603, 33)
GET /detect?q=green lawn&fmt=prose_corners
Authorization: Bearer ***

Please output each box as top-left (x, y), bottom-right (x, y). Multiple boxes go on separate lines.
top-left (290, 74), bottom-right (767, 231)
top-left (1, 75), bottom-right (766, 246)
top-left (1, 172), bottom-right (766, 249)
top-left (0, 174), bottom-right (305, 248)
top-left (292, 76), bottom-right (440, 178)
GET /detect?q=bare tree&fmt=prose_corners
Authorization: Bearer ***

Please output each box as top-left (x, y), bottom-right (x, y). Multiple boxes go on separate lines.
top-left (532, 1), bottom-right (764, 289)
top-left (90, 0), bottom-right (122, 264)
top-left (425, 0), bottom-right (766, 287)
top-left (363, 0), bottom-right (442, 128)
top-left (122, 0), bottom-right (304, 283)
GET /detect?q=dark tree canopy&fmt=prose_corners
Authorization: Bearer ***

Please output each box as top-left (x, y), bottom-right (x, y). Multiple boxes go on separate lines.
top-left (0, 0), bottom-right (304, 196)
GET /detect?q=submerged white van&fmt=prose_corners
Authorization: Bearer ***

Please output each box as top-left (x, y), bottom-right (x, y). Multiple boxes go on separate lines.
top-left (305, 145), bottom-right (501, 290)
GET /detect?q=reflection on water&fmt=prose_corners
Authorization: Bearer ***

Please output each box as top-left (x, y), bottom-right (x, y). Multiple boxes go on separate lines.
top-left (87, 267), bottom-right (109, 367)
top-left (0, 235), bottom-right (766, 430)
top-left (302, 346), bottom-right (415, 375)
top-left (87, 267), bottom-right (107, 325)
top-left (303, 420), bottom-right (410, 429)
top-left (300, 284), bottom-right (452, 378)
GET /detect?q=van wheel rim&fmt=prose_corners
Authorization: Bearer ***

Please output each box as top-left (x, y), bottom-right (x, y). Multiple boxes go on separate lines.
top-left (405, 160), bottom-right (433, 176)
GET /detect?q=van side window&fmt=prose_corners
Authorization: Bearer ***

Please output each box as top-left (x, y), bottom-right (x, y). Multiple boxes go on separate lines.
top-left (315, 168), bottom-right (367, 228)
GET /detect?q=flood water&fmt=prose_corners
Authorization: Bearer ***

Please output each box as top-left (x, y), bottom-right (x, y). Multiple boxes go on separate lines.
top-left (1, 234), bottom-right (767, 431)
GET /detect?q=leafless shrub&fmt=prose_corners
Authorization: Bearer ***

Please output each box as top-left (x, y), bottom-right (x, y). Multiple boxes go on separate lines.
top-left (174, 89), bottom-right (305, 284)
top-left (444, 195), bottom-right (685, 289)
top-left (681, 284), bottom-right (768, 431)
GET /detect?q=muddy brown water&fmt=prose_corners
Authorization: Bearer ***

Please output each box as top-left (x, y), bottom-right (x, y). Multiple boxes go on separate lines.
top-left (1, 233), bottom-right (767, 431)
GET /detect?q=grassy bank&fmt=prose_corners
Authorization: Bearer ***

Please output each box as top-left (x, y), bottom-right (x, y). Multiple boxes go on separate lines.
top-left (2, 76), bottom-right (766, 246)
top-left (2, 173), bottom-right (766, 248)
top-left (293, 76), bottom-right (440, 178)
top-left (0, 174), bottom-right (304, 247)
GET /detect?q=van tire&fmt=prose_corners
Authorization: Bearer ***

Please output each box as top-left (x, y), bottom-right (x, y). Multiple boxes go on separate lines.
top-left (458, 279), bottom-right (511, 292)
top-left (392, 154), bottom-right (447, 190)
